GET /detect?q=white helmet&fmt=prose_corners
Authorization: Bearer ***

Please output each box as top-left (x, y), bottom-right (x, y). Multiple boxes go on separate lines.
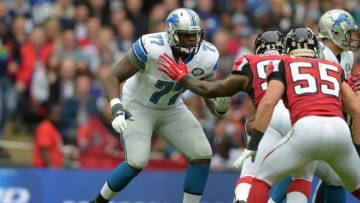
top-left (165, 8), bottom-right (203, 54)
top-left (318, 9), bottom-right (359, 51)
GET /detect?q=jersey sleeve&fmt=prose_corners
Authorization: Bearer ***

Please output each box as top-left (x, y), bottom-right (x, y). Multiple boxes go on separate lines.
top-left (129, 36), bottom-right (148, 69)
top-left (232, 56), bottom-right (249, 74)
top-left (267, 60), bottom-right (286, 84)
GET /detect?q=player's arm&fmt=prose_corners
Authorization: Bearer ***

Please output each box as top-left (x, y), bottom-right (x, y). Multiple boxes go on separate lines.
top-left (157, 53), bottom-right (249, 97)
top-left (342, 76), bottom-right (360, 150)
top-left (199, 73), bottom-right (233, 116)
top-left (182, 74), bottom-right (249, 98)
top-left (104, 47), bottom-right (143, 133)
top-left (233, 60), bottom-right (285, 168)
top-left (245, 102), bottom-right (256, 135)
top-left (105, 51), bottom-right (140, 101)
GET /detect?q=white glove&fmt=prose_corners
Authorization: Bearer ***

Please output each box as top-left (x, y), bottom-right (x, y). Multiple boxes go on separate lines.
top-left (110, 98), bottom-right (134, 133)
top-left (112, 113), bottom-right (127, 133)
top-left (214, 96), bottom-right (232, 113)
top-left (232, 149), bottom-right (257, 169)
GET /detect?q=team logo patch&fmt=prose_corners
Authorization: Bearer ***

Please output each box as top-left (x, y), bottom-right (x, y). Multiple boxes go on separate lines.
top-left (191, 68), bottom-right (205, 76)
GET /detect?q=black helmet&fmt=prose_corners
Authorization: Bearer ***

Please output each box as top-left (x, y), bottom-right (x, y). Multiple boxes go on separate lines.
top-left (285, 27), bottom-right (319, 58)
top-left (254, 31), bottom-right (285, 54)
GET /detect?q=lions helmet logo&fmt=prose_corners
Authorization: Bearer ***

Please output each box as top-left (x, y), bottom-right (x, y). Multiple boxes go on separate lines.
top-left (332, 13), bottom-right (351, 28)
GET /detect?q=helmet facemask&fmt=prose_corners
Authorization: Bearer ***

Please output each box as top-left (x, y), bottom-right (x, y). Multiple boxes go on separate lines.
top-left (172, 29), bottom-right (203, 54)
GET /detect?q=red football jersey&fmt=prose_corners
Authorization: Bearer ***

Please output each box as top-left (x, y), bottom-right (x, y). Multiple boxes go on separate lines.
top-left (232, 54), bottom-right (288, 108)
top-left (268, 55), bottom-right (346, 125)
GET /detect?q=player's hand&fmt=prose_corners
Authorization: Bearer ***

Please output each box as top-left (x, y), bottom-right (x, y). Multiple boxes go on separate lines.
top-left (348, 72), bottom-right (360, 91)
top-left (157, 53), bottom-right (189, 82)
top-left (110, 99), bottom-right (135, 133)
top-left (232, 149), bottom-right (257, 169)
top-left (214, 97), bottom-right (232, 114)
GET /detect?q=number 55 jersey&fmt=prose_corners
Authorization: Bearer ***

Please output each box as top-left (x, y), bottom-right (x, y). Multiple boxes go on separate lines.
top-left (268, 55), bottom-right (346, 125)
top-left (123, 32), bottom-right (219, 109)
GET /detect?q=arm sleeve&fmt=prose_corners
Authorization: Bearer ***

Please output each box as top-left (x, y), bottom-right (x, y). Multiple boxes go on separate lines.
top-left (267, 60), bottom-right (286, 85)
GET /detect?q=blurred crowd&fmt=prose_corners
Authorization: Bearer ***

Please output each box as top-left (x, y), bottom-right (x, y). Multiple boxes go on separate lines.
top-left (0, 0), bottom-right (359, 170)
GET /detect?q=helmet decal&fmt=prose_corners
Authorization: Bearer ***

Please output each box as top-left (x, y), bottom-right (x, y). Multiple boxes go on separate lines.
top-left (166, 13), bottom-right (179, 28)
top-left (332, 13), bottom-right (351, 28)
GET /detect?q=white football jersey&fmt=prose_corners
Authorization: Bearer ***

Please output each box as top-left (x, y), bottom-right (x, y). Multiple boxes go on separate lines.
top-left (319, 42), bottom-right (354, 76)
top-left (122, 32), bottom-right (219, 109)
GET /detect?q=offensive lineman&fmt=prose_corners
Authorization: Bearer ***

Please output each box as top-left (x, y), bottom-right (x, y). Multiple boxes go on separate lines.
top-left (268, 9), bottom-right (360, 203)
top-left (242, 27), bottom-right (360, 203)
top-left (90, 8), bottom-right (231, 203)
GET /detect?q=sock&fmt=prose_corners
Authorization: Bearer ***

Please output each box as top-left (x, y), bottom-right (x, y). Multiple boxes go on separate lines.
top-left (324, 184), bottom-right (346, 203)
top-left (183, 192), bottom-right (202, 203)
top-left (286, 179), bottom-right (311, 202)
top-left (183, 164), bottom-right (210, 196)
top-left (247, 178), bottom-right (270, 203)
top-left (99, 182), bottom-right (117, 201)
top-left (269, 176), bottom-right (292, 203)
top-left (352, 186), bottom-right (360, 199)
top-left (234, 176), bottom-right (253, 201)
top-left (105, 162), bottom-right (140, 195)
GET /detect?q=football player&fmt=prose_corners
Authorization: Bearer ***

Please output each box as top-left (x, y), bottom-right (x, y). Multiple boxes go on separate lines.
top-left (90, 8), bottom-right (231, 203)
top-left (268, 9), bottom-right (360, 203)
top-left (242, 27), bottom-right (360, 203)
top-left (157, 31), bottom-right (307, 202)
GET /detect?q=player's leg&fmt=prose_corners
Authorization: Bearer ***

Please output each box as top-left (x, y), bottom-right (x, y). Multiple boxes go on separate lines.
top-left (91, 96), bottom-right (156, 203)
top-left (325, 118), bottom-right (360, 199)
top-left (234, 127), bottom-right (283, 202)
top-left (268, 176), bottom-right (292, 203)
top-left (235, 100), bottom-right (291, 202)
top-left (248, 116), bottom-right (327, 203)
top-left (157, 105), bottom-right (212, 203)
top-left (314, 161), bottom-right (346, 203)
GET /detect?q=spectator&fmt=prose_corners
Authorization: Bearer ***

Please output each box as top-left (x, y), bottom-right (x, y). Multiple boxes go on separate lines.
top-left (61, 72), bottom-right (101, 144)
top-left (8, 0), bottom-right (32, 20)
top-left (32, 103), bottom-right (63, 168)
top-left (116, 19), bottom-right (135, 52)
top-left (125, 0), bottom-right (148, 39)
top-left (96, 27), bottom-right (123, 68)
top-left (212, 30), bottom-right (234, 78)
top-left (49, 0), bottom-right (76, 29)
top-left (43, 18), bottom-right (62, 50)
top-left (58, 29), bottom-right (85, 62)
top-left (74, 3), bottom-right (90, 41)
top-left (110, 8), bottom-right (127, 29)
top-left (16, 27), bottom-right (52, 92)
top-left (80, 17), bottom-right (101, 72)
top-left (197, 0), bottom-right (221, 40)
top-left (58, 58), bottom-right (76, 101)
top-left (89, 0), bottom-right (109, 25)
top-left (148, 4), bottom-right (168, 33)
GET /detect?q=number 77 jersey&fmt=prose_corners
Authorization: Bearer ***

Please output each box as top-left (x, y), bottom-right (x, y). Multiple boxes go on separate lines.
top-left (267, 55), bottom-right (346, 125)
top-left (122, 32), bottom-right (219, 109)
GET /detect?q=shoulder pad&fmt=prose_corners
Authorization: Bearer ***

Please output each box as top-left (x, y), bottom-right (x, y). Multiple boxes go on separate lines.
top-left (133, 32), bottom-right (168, 62)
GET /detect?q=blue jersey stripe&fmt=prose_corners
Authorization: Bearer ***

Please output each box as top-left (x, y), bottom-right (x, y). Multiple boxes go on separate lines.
top-left (186, 9), bottom-right (195, 26)
top-left (133, 39), bottom-right (148, 62)
top-left (212, 60), bottom-right (219, 71)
